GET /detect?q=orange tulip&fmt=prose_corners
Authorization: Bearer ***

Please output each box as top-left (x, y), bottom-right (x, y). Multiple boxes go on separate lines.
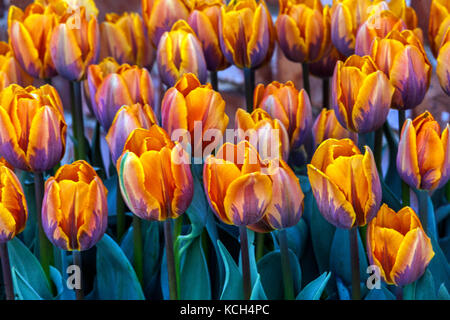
top-left (367, 204), bottom-right (434, 286)
top-left (276, 0), bottom-right (331, 63)
top-left (85, 57), bottom-right (154, 131)
top-left (0, 84), bottom-right (66, 172)
top-left (0, 157), bottom-right (13, 171)
top-left (0, 165), bottom-right (28, 243)
top-left (0, 41), bottom-right (33, 90)
top-left (254, 81), bottom-right (312, 149)
top-left (36, 0), bottom-right (99, 18)
top-left (41, 160), bottom-right (108, 251)
top-left (429, 0), bottom-right (450, 58)
top-left (106, 103), bottom-right (157, 163)
top-left (218, 0), bottom-right (275, 69)
top-left (307, 138), bottom-right (382, 229)
top-left (203, 140), bottom-right (273, 226)
top-left (157, 20), bottom-right (207, 87)
top-left (100, 12), bottom-right (154, 68)
top-left (437, 29), bottom-right (450, 96)
top-left (397, 111), bottom-right (450, 191)
top-left (117, 126), bottom-right (193, 221)
top-left (312, 108), bottom-right (358, 148)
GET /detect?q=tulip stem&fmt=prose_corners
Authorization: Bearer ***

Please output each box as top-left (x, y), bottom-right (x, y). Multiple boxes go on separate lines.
top-left (0, 242), bottom-right (14, 300)
top-left (349, 227), bottom-right (361, 300)
top-left (418, 190), bottom-right (429, 236)
top-left (164, 219), bottom-right (178, 300)
top-left (72, 251), bottom-right (84, 300)
top-left (374, 128), bottom-right (383, 175)
top-left (173, 216), bottom-right (183, 299)
top-left (133, 216), bottom-right (144, 285)
top-left (279, 229), bottom-right (295, 300)
top-left (116, 176), bottom-right (126, 241)
top-left (70, 81), bottom-right (87, 161)
top-left (239, 226), bottom-right (251, 300)
top-left (398, 110), bottom-right (410, 206)
top-left (323, 78), bottom-right (330, 109)
top-left (302, 63), bottom-right (310, 96)
top-left (445, 181), bottom-right (450, 202)
top-left (91, 122), bottom-right (105, 179)
top-left (210, 71), bottom-right (219, 92)
top-left (244, 68), bottom-right (255, 112)
top-left (255, 233), bottom-right (264, 262)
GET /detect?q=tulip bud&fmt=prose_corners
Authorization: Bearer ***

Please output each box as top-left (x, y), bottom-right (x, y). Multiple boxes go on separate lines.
top-left (437, 29), bottom-right (450, 96)
top-left (429, 0), bottom-right (450, 58)
top-left (106, 103), bottom-right (158, 164)
top-left (42, 160), bottom-right (108, 251)
top-left (309, 46), bottom-right (345, 79)
top-left (397, 111), bottom-right (450, 191)
top-left (203, 141), bottom-right (273, 226)
top-left (276, 0), bottom-right (331, 63)
top-left (117, 126), bottom-right (193, 221)
top-left (367, 204), bottom-right (434, 286)
top-left (218, 0), bottom-right (275, 69)
top-left (0, 41), bottom-right (33, 91)
top-left (254, 81), bottom-right (312, 149)
top-left (85, 57), bottom-right (154, 131)
top-left (312, 108), bottom-right (358, 148)
top-left (307, 138), bottom-right (382, 229)
top-left (0, 84), bottom-right (67, 172)
top-left (332, 55), bottom-right (394, 133)
top-left (0, 165), bottom-right (28, 243)
top-left (157, 20), bottom-right (207, 87)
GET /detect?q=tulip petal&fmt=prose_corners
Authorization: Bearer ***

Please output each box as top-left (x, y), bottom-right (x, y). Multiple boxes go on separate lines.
top-left (397, 119), bottom-right (421, 189)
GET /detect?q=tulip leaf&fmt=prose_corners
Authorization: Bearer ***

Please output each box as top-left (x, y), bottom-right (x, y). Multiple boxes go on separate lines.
top-left (407, 269), bottom-right (437, 300)
top-left (438, 283), bottom-right (450, 300)
top-left (239, 229), bottom-right (258, 287)
top-left (296, 272), bottom-right (331, 300)
top-left (284, 215), bottom-right (309, 259)
top-left (96, 234), bottom-right (145, 300)
top-left (250, 274), bottom-right (267, 300)
top-left (49, 266), bottom-right (64, 299)
top-left (335, 276), bottom-right (351, 300)
top-left (104, 176), bottom-right (118, 216)
top-left (11, 267), bottom-right (43, 300)
top-left (217, 240), bottom-right (243, 300)
top-left (143, 221), bottom-right (161, 283)
top-left (380, 178), bottom-right (402, 212)
top-left (120, 226), bottom-right (134, 263)
top-left (436, 204), bottom-right (450, 224)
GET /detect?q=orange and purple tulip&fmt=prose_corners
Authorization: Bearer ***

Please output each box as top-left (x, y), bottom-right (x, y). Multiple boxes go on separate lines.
top-left (312, 108), bottom-right (358, 148)
top-left (0, 165), bottom-right (28, 243)
top-left (309, 46), bottom-right (345, 79)
top-left (188, 0), bottom-right (230, 71)
top-left (367, 204), bottom-right (434, 286)
top-left (161, 73), bottom-right (229, 158)
top-left (117, 126), bottom-right (193, 221)
top-left (332, 55), bottom-right (394, 133)
top-left (85, 57), bottom-right (154, 131)
top-left (0, 41), bottom-right (33, 90)
top-left (276, 0), bottom-right (331, 63)
top-left (307, 138), bottom-right (382, 229)
top-left (218, 0), bottom-right (275, 69)
top-left (437, 29), bottom-right (450, 96)
top-left (397, 111), bottom-right (450, 191)
top-left (0, 84), bottom-right (67, 172)
top-left (36, 0), bottom-right (99, 18)
top-left (142, 0), bottom-right (191, 48)
top-left (157, 20), bottom-right (207, 87)
top-left (41, 160), bottom-right (108, 251)
top-left (254, 81), bottom-right (312, 149)
top-left (235, 108), bottom-right (290, 161)
top-left (106, 103), bottom-right (158, 163)
top-left (371, 30), bottom-right (431, 110)
top-left (100, 12), bottom-right (154, 68)
top-left (203, 140), bottom-right (273, 226)
top-left (248, 159), bottom-right (304, 233)
top-left (429, 0), bottom-right (450, 58)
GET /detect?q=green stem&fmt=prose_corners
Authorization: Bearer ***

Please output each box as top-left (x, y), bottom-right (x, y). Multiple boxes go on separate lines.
top-left (302, 63), bottom-right (310, 96)
top-left (239, 226), bottom-right (251, 300)
top-left (374, 127), bottom-right (383, 175)
top-left (133, 216), bottom-right (144, 285)
top-left (445, 181), bottom-right (450, 202)
top-left (418, 189), bottom-right (429, 235)
top-left (173, 216), bottom-right (183, 299)
top-left (349, 227), bottom-right (360, 300)
top-left (70, 81), bottom-right (87, 161)
top-left (72, 251), bottom-right (84, 300)
top-left (244, 68), bottom-right (255, 112)
top-left (91, 122), bottom-right (105, 179)
top-left (0, 242), bottom-right (14, 300)
top-left (323, 78), bottom-right (330, 109)
top-left (116, 176), bottom-right (125, 241)
top-left (210, 71), bottom-right (219, 92)
top-left (164, 219), bottom-right (178, 300)
top-left (402, 182), bottom-right (410, 206)
top-left (279, 229), bottom-right (294, 300)
top-left (255, 233), bottom-right (264, 262)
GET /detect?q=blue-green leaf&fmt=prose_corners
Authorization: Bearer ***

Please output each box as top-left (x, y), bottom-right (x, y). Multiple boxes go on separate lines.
top-left (415, 269), bottom-right (437, 300)
top-left (436, 204), bottom-right (450, 224)
top-left (296, 272), bottom-right (331, 300)
top-left (438, 283), bottom-right (450, 300)
top-left (11, 268), bottom-right (43, 300)
top-left (250, 274), bottom-right (267, 300)
top-left (217, 240), bottom-right (243, 300)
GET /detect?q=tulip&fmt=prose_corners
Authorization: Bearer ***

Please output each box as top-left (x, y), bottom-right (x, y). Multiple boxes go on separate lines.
top-left (0, 41), bottom-right (33, 90)
top-left (203, 140), bottom-right (273, 226)
top-left (309, 46), bottom-right (345, 79)
top-left (307, 138), bottom-right (382, 229)
top-left (254, 81), bottom-right (312, 149)
top-left (235, 108), bottom-right (290, 161)
top-left (218, 0), bottom-right (275, 69)
top-left (429, 0), bottom-right (450, 58)
top-left (437, 30), bottom-right (450, 96)
top-left (100, 12), bottom-right (154, 68)
top-left (276, 0), bottom-right (331, 63)
top-left (85, 57), bottom-right (154, 131)
top-left (157, 20), bottom-right (207, 87)
top-left (188, 0), bottom-right (229, 72)
top-left (117, 126), bottom-right (193, 221)
top-left (371, 30), bottom-right (431, 110)
top-left (0, 84), bottom-right (66, 172)
top-left (161, 73), bottom-right (229, 158)
top-left (36, 0), bottom-right (99, 18)
top-left (367, 204), bottom-right (434, 286)
top-left (397, 111), bottom-right (450, 191)
top-left (142, 0), bottom-right (191, 48)
top-left (106, 103), bottom-right (157, 164)
top-left (332, 55), bottom-right (394, 133)
top-left (0, 157), bottom-right (13, 171)
top-left (41, 160), bottom-right (108, 251)
top-left (312, 108), bottom-right (358, 148)
top-left (0, 165), bottom-right (28, 243)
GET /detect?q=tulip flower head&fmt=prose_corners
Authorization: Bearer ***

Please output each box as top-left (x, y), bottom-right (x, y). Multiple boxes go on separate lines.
top-left (397, 111), bottom-right (450, 192)
top-left (437, 29), bottom-right (450, 96)
top-left (117, 126), bottom-right (193, 221)
top-left (41, 160), bottom-right (108, 251)
top-left (312, 108), bottom-right (358, 148)
top-left (0, 41), bottom-right (33, 90)
top-left (0, 165), bottom-right (28, 243)
top-left (429, 0), bottom-right (450, 58)
top-left (307, 138), bottom-right (382, 229)
top-left (0, 84), bottom-right (67, 172)
top-left (367, 204), bottom-right (434, 286)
